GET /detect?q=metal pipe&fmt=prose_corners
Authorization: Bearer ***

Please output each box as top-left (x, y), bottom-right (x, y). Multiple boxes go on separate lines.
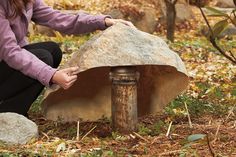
top-left (110, 66), bottom-right (140, 133)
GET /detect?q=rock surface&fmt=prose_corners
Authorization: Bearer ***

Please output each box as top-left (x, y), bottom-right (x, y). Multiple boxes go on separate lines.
top-left (0, 113), bottom-right (38, 145)
top-left (175, 3), bottom-right (194, 22)
top-left (106, 7), bottom-right (158, 33)
top-left (42, 23), bottom-right (189, 122)
top-left (160, 2), bottom-right (194, 22)
top-left (216, 0), bottom-right (235, 8)
top-left (200, 25), bottom-right (236, 38)
top-left (134, 7), bottom-right (158, 33)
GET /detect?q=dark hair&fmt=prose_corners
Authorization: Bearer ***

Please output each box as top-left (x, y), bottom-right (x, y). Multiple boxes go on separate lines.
top-left (9, 0), bottom-right (33, 18)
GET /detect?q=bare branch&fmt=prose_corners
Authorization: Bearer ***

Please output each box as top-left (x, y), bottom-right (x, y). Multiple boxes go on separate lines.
top-left (198, 6), bottom-right (214, 37)
top-left (198, 4), bottom-right (236, 64)
top-left (206, 134), bottom-right (215, 157)
top-left (228, 16), bottom-right (236, 27)
top-left (229, 51), bottom-right (236, 60)
top-left (210, 37), bottom-right (236, 64)
top-left (233, 10), bottom-right (236, 18)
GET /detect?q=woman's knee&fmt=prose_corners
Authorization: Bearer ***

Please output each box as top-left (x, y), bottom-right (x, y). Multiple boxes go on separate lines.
top-left (46, 42), bottom-right (62, 68)
top-left (43, 51), bottom-right (54, 67)
top-left (31, 49), bottom-right (54, 67)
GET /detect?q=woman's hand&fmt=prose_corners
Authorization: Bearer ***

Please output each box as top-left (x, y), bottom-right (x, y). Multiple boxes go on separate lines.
top-left (105, 18), bottom-right (136, 28)
top-left (51, 66), bottom-right (79, 90)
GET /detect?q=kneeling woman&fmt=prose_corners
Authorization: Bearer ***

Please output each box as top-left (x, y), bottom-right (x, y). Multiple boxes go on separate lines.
top-left (0, 0), bottom-right (133, 116)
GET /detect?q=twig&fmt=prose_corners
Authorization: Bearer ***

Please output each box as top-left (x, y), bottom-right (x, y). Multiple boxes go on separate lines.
top-left (228, 15), bottom-right (236, 27)
top-left (213, 123), bottom-right (221, 143)
top-left (224, 104), bottom-right (236, 124)
top-left (234, 120), bottom-right (236, 128)
top-left (206, 134), bottom-right (215, 157)
top-left (80, 125), bottom-right (97, 141)
top-left (198, 5), bottom-right (214, 36)
top-left (210, 38), bottom-right (236, 64)
top-left (158, 150), bottom-right (181, 156)
top-left (76, 121), bottom-right (80, 140)
top-left (212, 103), bottom-right (236, 144)
top-left (233, 11), bottom-right (236, 18)
top-left (166, 121), bottom-right (173, 137)
top-left (229, 51), bottom-right (236, 60)
top-left (184, 102), bottom-right (193, 128)
top-left (41, 132), bottom-right (49, 141)
top-left (133, 132), bottom-right (149, 142)
top-left (151, 136), bottom-right (163, 144)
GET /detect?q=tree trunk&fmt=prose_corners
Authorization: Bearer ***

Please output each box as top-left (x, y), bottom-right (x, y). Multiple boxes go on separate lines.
top-left (164, 0), bottom-right (177, 42)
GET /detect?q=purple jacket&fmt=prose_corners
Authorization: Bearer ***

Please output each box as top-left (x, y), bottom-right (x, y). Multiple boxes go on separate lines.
top-left (0, 0), bottom-right (110, 86)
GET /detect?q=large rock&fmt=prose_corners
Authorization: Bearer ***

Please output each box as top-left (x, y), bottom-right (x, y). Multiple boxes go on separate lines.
top-left (106, 9), bottom-right (124, 20)
top-left (160, 2), bottom-right (194, 22)
top-left (134, 7), bottom-right (158, 33)
top-left (0, 113), bottom-right (38, 145)
top-left (106, 7), bottom-right (158, 33)
top-left (175, 3), bottom-right (194, 22)
top-left (42, 23), bottom-right (189, 122)
top-left (216, 0), bottom-right (235, 8)
top-left (200, 25), bottom-right (236, 38)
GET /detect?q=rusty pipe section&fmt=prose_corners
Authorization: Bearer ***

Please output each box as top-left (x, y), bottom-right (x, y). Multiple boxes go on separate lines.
top-left (110, 66), bottom-right (140, 133)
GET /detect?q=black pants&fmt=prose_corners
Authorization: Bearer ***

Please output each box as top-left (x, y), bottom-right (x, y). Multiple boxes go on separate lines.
top-left (0, 42), bottom-right (62, 116)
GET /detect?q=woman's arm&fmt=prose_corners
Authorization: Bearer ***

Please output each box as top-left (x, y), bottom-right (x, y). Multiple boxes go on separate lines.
top-left (0, 6), bottom-right (56, 86)
top-left (32, 0), bottom-right (111, 34)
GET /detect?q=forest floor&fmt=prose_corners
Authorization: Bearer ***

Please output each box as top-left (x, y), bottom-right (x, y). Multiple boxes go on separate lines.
top-left (0, 2), bottom-right (236, 157)
top-left (0, 113), bottom-right (236, 156)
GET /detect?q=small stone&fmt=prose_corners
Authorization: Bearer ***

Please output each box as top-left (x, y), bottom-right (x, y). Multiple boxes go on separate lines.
top-left (0, 113), bottom-right (38, 145)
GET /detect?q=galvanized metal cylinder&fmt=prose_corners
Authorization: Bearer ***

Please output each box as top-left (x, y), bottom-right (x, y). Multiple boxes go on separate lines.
top-left (110, 66), bottom-right (140, 133)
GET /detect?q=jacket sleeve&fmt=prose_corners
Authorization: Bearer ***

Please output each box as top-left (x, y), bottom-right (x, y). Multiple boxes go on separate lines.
top-left (32, 0), bottom-right (111, 34)
top-left (0, 7), bottom-right (57, 86)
